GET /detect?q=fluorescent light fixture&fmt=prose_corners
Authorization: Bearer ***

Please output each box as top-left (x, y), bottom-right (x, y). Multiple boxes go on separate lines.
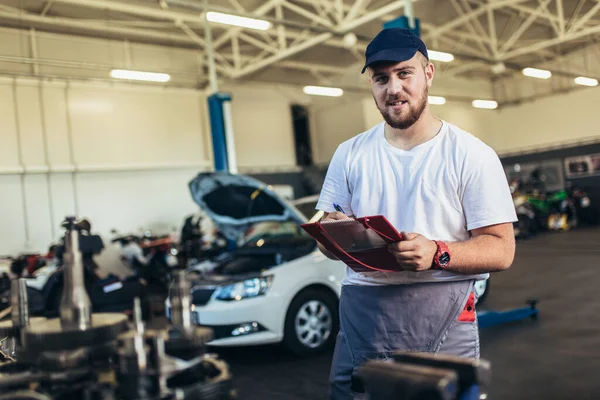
top-left (303, 85), bottom-right (344, 97)
top-left (472, 99), bottom-right (498, 109)
top-left (206, 11), bottom-right (271, 30)
top-left (522, 67), bottom-right (552, 79)
top-left (574, 76), bottom-right (598, 87)
top-left (110, 69), bottom-right (170, 82)
top-left (428, 50), bottom-right (454, 62)
top-left (428, 96), bottom-right (446, 105)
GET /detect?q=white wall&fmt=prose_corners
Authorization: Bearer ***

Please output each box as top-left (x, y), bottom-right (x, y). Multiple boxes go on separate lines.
top-left (0, 77), bottom-right (209, 256)
top-left (223, 84), bottom-right (309, 171)
top-left (309, 94), bottom-right (498, 159)
top-left (310, 94), bottom-right (368, 164)
top-left (308, 71), bottom-right (498, 160)
top-left (490, 86), bottom-right (600, 155)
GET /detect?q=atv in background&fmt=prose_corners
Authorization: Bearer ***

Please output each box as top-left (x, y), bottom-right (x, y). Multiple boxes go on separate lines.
top-left (510, 170), bottom-right (593, 237)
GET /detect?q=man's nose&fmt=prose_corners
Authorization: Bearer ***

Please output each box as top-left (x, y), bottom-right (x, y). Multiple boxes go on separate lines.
top-left (386, 76), bottom-right (403, 96)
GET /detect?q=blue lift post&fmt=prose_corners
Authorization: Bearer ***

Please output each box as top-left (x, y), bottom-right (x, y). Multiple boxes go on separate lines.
top-left (207, 92), bottom-right (233, 172)
top-left (203, 0), bottom-right (237, 175)
top-left (383, 15), bottom-right (421, 37)
top-left (478, 300), bottom-right (539, 329)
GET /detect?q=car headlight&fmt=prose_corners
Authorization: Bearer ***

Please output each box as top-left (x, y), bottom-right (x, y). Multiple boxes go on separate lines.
top-left (581, 196), bottom-right (591, 208)
top-left (213, 276), bottom-right (273, 301)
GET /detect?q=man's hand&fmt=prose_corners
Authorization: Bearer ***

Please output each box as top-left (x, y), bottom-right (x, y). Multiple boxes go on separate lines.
top-left (317, 211), bottom-right (352, 260)
top-left (388, 232), bottom-right (438, 272)
top-left (322, 211), bottom-right (351, 222)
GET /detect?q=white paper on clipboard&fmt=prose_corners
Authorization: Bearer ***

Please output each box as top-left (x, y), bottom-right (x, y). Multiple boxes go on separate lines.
top-left (320, 219), bottom-right (389, 252)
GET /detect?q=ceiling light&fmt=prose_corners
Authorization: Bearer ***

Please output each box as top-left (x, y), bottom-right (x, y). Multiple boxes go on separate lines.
top-left (522, 67), bottom-right (552, 79)
top-left (110, 69), bottom-right (170, 82)
top-left (428, 50), bottom-right (454, 63)
top-left (206, 11), bottom-right (271, 30)
top-left (428, 96), bottom-right (446, 105)
top-left (303, 86), bottom-right (344, 97)
top-left (574, 76), bottom-right (598, 87)
top-left (472, 99), bottom-right (498, 109)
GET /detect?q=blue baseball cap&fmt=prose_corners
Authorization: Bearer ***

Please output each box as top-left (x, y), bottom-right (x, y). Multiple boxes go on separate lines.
top-left (361, 28), bottom-right (429, 74)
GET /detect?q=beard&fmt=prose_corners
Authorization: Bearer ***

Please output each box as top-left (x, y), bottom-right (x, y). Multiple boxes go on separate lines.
top-left (375, 86), bottom-right (428, 130)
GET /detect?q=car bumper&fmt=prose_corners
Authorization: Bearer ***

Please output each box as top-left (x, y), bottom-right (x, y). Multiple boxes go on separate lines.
top-left (168, 293), bottom-right (285, 347)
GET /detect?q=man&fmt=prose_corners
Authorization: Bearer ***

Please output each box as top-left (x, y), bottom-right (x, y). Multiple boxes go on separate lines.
top-left (315, 28), bottom-right (517, 399)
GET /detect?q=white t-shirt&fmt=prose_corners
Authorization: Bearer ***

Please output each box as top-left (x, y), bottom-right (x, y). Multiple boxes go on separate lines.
top-left (316, 120), bottom-right (517, 286)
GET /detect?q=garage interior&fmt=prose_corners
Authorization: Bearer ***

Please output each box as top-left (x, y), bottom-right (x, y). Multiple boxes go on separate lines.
top-left (1, 0), bottom-right (600, 399)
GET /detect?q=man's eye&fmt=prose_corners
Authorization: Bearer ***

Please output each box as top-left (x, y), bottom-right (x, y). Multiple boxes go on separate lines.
top-left (376, 77), bottom-right (387, 83)
top-left (399, 71), bottom-right (411, 77)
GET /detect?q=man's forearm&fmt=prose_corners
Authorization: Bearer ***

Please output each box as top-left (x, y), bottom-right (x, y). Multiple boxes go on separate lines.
top-left (444, 234), bottom-right (515, 274)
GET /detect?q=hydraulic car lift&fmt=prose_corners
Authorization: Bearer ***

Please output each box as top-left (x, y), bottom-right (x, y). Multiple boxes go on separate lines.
top-left (478, 300), bottom-right (539, 329)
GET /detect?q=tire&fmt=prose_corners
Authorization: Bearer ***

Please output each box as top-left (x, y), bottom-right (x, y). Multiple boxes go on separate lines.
top-left (283, 288), bottom-right (339, 357)
top-left (46, 284), bottom-right (62, 318)
top-left (474, 279), bottom-right (490, 305)
top-left (514, 213), bottom-right (533, 238)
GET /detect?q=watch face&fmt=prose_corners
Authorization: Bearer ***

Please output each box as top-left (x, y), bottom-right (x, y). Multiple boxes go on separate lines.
top-left (439, 252), bottom-right (450, 266)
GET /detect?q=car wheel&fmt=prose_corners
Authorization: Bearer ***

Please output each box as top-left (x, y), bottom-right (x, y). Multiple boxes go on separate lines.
top-left (474, 279), bottom-right (490, 305)
top-left (514, 213), bottom-right (533, 238)
top-left (283, 288), bottom-right (339, 357)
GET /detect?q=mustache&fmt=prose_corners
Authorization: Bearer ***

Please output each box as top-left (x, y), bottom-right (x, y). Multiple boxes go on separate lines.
top-left (386, 98), bottom-right (409, 105)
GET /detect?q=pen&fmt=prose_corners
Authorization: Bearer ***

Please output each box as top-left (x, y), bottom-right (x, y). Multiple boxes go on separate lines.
top-left (333, 203), bottom-right (345, 214)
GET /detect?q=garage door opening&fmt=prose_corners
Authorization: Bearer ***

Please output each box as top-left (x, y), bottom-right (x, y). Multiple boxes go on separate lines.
top-left (291, 104), bottom-right (313, 167)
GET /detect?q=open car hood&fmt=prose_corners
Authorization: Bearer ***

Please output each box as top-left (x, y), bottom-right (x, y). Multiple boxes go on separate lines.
top-left (188, 172), bottom-right (307, 241)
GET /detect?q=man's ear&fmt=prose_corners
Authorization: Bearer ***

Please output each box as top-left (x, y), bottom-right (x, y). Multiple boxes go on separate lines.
top-left (426, 62), bottom-right (435, 87)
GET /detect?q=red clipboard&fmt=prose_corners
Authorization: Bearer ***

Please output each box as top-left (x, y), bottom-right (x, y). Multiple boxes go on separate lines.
top-left (300, 215), bottom-right (404, 273)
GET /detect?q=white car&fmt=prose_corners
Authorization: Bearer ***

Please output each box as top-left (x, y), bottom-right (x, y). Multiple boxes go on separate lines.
top-left (166, 173), bottom-right (489, 356)
top-left (166, 173), bottom-right (346, 356)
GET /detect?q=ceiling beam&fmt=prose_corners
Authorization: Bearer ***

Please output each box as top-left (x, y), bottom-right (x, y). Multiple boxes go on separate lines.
top-left (502, 23), bottom-right (600, 60)
top-left (177, 22), bottom-right (234, 75)
top-left (425, 0), bottom-right (531, 39)
top-left (0, 48), bottom-right (344, 78)
top-left (233, 1), bottom-right (409, 79)
top-left (281, 1), bottom-right (333, 28)
top-left (51, 0), bottom-right (208, 24)
top-left (499, 0), bottom-right (553, 55)
top-left (207, 0), bottom-right (282, 50)
top-left (568, 1), bottom-right (600, 34)
top-left (40, 0), bottom-right (54, 16)
top-left (0, 9), bottom-right (197, 46)
top-left (449, 0), bottom-right (490, 56)
top-left (534, 0), bottom-right (561, 36)
top-left (565, 0), bottom-right (586, 32)
top-left (337, 1), bottom-right (407, 32)
top-left (557, 0), bottom-right (565, 35)
top-left (506, 2), bottom-right (563, 26)
top-left (232, 32), bottom-right (333, 78)
top-left (343, 0), bottom-right (371, 24)
top-left (0, 5), bottom-right (371, 56)
top-left (467, 0), bottom-right (565, 36)
top-left (487, 7), bottom-right (498, 57)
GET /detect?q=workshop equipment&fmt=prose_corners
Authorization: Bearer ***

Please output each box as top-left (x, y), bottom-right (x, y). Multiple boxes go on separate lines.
top-left (0, 216), bottom-right (235, 400)
top-left (358, 351), bottom-right (492, 400)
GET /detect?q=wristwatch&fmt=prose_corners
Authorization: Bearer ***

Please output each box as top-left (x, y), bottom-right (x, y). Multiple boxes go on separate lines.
top-left (432, 240), bottom-right (451, 270)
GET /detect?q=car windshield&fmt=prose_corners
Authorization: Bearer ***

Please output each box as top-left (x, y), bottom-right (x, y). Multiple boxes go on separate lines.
top-left (240, 221), bottom-right (309, 247)
top-left (294, 201), bottom-right (317, 220)
top-left (293, 199), bottom-right (324, 223)
top-left (211, 221), bottom-right (316, 276)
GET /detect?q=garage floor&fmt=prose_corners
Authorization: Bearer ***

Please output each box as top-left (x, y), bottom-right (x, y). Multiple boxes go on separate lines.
top-left (214, 227), bottom-right (600, 400)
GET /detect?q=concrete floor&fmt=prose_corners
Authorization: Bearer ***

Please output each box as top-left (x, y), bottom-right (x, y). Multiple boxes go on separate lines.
top-left (214, 227), bottom-right (600, 400)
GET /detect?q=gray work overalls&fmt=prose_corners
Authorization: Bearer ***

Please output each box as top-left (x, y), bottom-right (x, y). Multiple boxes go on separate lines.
top-left (329, 279), bottom-right (479, 399)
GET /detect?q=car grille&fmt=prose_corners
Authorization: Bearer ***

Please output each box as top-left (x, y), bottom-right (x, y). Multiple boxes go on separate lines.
top-left (191, 288), bottom-right (216, 305)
